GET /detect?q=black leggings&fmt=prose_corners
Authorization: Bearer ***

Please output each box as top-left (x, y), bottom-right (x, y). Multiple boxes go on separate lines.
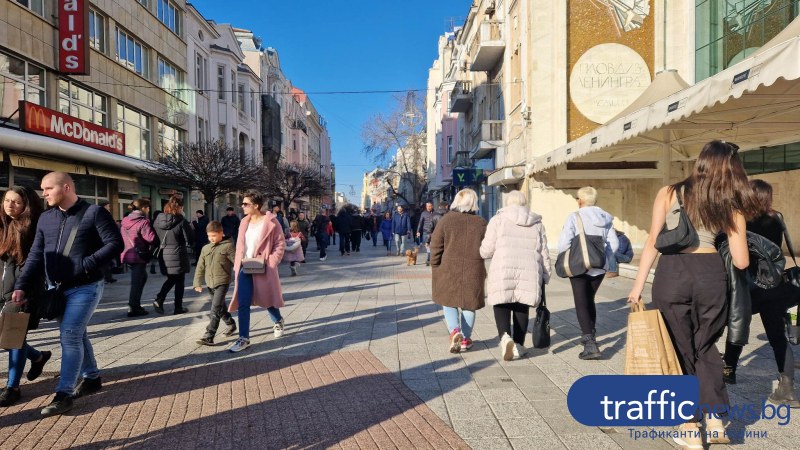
top-left (724, 283), bottom-right (796, 374)
top-left (569, 274), bottom-right (605, 335)
top-left (156, 273), bottom-right (186, 309)
top-left (493, 303), bottom-right (530, 345)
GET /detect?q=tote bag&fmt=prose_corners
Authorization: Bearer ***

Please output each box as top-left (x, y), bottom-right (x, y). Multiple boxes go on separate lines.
top-left (555, 213), bottom-right (606, 278)
top-left (624, 302), bottom-right (683, 375)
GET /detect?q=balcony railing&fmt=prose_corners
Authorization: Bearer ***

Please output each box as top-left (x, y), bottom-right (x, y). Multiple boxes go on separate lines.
top-left (290, 119), bottom-right (307, 134)
top-left (470, 21), bottom-right (504, 71)
top-left (449, 81), bottom-right (473, 113)
top-left (470, 119), bottom-right (504, 160)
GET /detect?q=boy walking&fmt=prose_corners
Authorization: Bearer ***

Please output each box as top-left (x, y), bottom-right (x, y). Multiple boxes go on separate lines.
top-left (193, 221), bottom-right (237, 345)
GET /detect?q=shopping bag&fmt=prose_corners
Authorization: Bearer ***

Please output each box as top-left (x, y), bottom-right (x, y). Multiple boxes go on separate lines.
top-left (624, 302), bottom-right (682, 375)
top-left (0, 304), bottom-right (30, 350)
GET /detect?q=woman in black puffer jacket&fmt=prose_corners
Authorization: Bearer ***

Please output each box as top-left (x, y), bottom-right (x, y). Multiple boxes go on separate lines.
top-left (152, 195), bottom-right (194, 315)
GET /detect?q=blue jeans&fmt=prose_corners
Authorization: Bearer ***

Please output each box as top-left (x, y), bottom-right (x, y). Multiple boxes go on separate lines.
top-left (236, 269), bottom-right (282, 339)
top-left (394, 233), bottom-right (406, 254)
top-left (442, 306), bottom-right (476, 339)
top-left (7, 341), bottom-right (42, 388)
top-left (608, 251), bottom-right (633, 273)
top-left (56, 281), bottom-right (103, 395)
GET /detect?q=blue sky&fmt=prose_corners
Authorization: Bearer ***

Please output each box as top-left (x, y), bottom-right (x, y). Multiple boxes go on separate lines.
top-left (190, 0), bottom-right (471, 204)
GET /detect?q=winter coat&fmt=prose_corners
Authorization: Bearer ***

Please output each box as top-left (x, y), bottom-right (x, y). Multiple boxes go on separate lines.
top-left (15, 199), bottom-right (123, 292)
top-left (380, 219), bottom-right (393, 241)
top-left (193, 239), bottom-right (235, 289)
top-left (336, 210), bottom-right (352, 234)
top-left (392, 212), bottom-right (411, 235)
top-left (617, 232), bottom-right (634, 259)
top-left (717, 231), bottom-right (786, 346)
top-left (220, 214), bottom-right (241, 239)
top-left (282, 231), bottom-right (305, 263)
top-left (120, 211), bottom-right (157, 264)
top-left (557, 206), bottom-right (619, 276)
top-left (480, 206), bottom-right (551, 307)
top-left (154, 213), bottom-right (195, 275)
top-left (417, 210), bottom-right (438, 235)
top-left (430, 211), bottom-right (488, 311)
top-left (229, 213), bottom-right (285, 312)
top-left (1, 258), bottom-right (42, 330)
top-left (297, 218), bottom-right (311, 239)
top-left (350, 214), bottom-right (364, 232)
top-left (193, 216), bottom-right (210, 247)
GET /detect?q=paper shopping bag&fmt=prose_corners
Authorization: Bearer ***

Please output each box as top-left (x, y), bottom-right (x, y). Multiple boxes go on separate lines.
top-left (0, 306), bottom-right (29, 350)
top-left (624, 302), bottom-right (682, 375)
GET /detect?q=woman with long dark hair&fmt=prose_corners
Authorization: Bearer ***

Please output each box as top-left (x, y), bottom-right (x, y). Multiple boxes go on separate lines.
top-left (628, 141), bottom-right (758, 448)
top-left (1, 186), bottom-right (50, 407)
top-left (722, 179), bottom-right (800, 407)
top-left (121, 198), bottom-right (156, 317)
top-left (153, 195), bottom-right (194, 315)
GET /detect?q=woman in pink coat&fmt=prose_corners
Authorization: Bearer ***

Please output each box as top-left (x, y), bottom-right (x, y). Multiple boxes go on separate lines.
top-left (227, 190), bottom-right (286, 353)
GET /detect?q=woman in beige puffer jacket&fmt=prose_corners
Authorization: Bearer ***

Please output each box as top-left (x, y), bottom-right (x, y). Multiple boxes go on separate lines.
top-left (480, 191), bottom-right (551, 360)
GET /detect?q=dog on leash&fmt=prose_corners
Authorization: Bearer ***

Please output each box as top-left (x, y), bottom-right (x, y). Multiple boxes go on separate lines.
top-left (405, 247), bottom-right (419, 266)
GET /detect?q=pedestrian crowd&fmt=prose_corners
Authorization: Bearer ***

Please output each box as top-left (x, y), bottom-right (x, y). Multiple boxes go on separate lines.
top-left (2, 139), bottom-right (799, 449)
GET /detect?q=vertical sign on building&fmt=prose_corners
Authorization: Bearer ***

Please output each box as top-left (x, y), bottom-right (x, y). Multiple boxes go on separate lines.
top-left (59, 0), bottom-right (90, 74)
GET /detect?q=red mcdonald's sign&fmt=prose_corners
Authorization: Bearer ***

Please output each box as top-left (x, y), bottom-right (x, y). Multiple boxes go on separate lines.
top-left (59, 0), bottom-right (90, 74)
top-left (19, 101), bottom-right (125, 155)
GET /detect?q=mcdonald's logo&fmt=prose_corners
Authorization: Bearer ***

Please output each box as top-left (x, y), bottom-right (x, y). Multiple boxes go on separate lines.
top-left (22, 103), bottom-right (49, 133)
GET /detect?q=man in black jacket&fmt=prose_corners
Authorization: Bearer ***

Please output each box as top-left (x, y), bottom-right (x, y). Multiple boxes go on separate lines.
top-left (12, 172), bottom-right (123, 417)
top-left (416, 202), bottom-right (440, 266)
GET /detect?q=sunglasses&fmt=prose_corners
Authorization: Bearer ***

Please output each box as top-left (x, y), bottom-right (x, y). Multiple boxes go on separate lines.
top-left (241, 202), bottom-right (252, 207)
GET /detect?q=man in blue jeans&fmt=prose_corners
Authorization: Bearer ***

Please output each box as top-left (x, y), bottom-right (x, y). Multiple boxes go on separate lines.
top-left (12, 172), bottom-right (123, 417)
top-left (392, 205), bottom-right (411, 256)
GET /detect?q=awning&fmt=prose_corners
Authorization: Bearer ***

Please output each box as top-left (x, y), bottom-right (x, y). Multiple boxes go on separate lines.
top-left (535, 15), bottom-right (800, 172)
top-left (87, 166), bottom-right (138, 182)
top-left (9, 154), bottom-right (86, 175)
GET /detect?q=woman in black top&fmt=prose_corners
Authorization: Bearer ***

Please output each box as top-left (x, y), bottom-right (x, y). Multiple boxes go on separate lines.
top-left (722, 179), bottom-right (800, 407)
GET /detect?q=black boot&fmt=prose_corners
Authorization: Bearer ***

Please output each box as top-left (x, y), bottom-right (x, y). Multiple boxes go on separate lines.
top-left (152, 297), bottom-right (165, 314)
top-left (579, 333), bottom-right (601, 360)
top-left (723, 365), bottom-right (737, 384)
top-left (768, 374), bottom-right (800, 408)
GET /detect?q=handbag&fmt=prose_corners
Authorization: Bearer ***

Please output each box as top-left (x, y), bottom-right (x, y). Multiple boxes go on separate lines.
top-left (531, 283), bottom-right (551, 348)
top-left (123, 226), bottom-right (152, 262)
top-left (41, 203), bottom-right (88, 320)
top-left (624, 302), bottom-right (683, 375)
top-left (655, 187), bottom-right (698, 254)
top-left (0, 303), bottom-right (29, 350)
top-left (555, 212), bottom-right (606, 278)
top-left (242, 257), bottom-right (266, 274)
top-left (365, 231), bottom-right (371, 241)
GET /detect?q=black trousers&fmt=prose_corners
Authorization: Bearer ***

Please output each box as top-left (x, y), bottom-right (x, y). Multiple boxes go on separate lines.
top-left (339, 233), bottom-right (350, 254)
top-left (653, 253), bottom-right (729, 418)
top-left (494, 303), bottom-right (530, 345)
top-left (128, 263), bottom-right (148, 309)
top-left (351, 230), bottom-right (362, 251)
top-left (204, 284), bottom-right (234, 337)
top-left (724, 283), bottom-right (796, 373)
top-left (157, 273), bottom-right (186, 310)
top-left (569, 273), bottom-right (605, 335)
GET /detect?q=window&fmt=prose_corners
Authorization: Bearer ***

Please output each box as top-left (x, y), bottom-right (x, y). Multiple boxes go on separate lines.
top-left (88, 10), bottom-right (106, 52)
top-left (695, 0), bottom-right (800, 81)
top-left (447, 136), bottom-right (453, 163)
top-left (0, 51), bottom-right (46, 126)
top-left (157, 0), bottom-right (182, 35)
top-left (250, 91), bottom-right (256, 118)
top-left (137, 0), bottom-right (150, 8)
top-left (237, 83), bottom-right (245, 111)
top-left (157, 56), bottom-right (183, 98)
top-left (219, 124), bottom-right (226, 141)
top-left (116, 28), bottom-right (149, 78)
top-left (197, 118), bottom-right (205, 142)
top-left (116, 103), bottom-right (151, 160)
top-left (217, 65), bottom-right (225, 100)
top-left (195, 53), bottom-right (208, 93)
top-left (743, 142), bottom-right (800, 175)
top-left (158, 121), bottom-right (182, 154)
top-left (14, 0), bottom-right (44, 16)
top-left (58, 79), bottom-right (107, 127)
top-left (230, 70), bottom-right (236, 106)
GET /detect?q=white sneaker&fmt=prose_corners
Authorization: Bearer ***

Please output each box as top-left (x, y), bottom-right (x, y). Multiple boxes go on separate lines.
top-left (319, 256), bottom-right (327, 261)
top-left (512, 343), bottom-right (527, 360)
top-left (274, 319), bottom-right (285, 338)
top-left (500, 333), bottom-right (514, 361)
top-left (228, 337), bottom-right (250, 353)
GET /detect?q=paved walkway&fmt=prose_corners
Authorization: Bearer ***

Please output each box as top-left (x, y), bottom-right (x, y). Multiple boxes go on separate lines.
top-left (2, 239), bottom-right (799, 449)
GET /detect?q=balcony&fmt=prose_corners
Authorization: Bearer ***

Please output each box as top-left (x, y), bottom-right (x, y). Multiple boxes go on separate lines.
top-left (449, 81), bottom-right (473, 113)
top-left (469, 21), bottom-right (504, 72)
top-left (290, 119), bottom-right (307, 134)
top-left (470, 120), bottom-right (504, 160)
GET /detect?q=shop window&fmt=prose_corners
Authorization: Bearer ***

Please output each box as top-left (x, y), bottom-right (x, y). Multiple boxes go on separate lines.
top-left (117, 103), bottom-right (151, 160)
top-left (786, 142), bottom-right (800, 170)
top-left (73, 174), bottom-right (97, 197)
top-left (0, 51), bottom-right (46, 126)
top-left (743, 142), bottom-right (800, 175)
top-left (0, 161), bottom-right (10, 190)
top-left (58, 79), bottom-right (107, 127)
top-left (97, 177), bottom-right (109, 198)
top-left (14, 0), bottom-right (44, 16)
top-left (695, 0), bottom-right (800, 81)
top-left (12, 167), bottom-right (48, 191)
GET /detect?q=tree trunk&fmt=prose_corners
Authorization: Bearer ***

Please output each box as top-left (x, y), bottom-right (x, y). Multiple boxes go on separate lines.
top-left (204, 191), bottom-right (216, 218)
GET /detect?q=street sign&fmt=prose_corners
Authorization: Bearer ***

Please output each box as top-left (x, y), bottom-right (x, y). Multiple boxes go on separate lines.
top-left (452, 168), bottom-right (485, 186)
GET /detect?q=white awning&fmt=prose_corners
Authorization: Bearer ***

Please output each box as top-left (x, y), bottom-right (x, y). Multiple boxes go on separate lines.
top-left (536, 16), bottom-right (800, 172)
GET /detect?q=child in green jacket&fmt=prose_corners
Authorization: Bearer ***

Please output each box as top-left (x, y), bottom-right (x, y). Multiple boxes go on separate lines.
top-left (193, 221), bottom-right (237, 345)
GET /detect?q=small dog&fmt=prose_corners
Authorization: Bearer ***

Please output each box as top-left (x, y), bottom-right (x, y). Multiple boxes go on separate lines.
top-left (405, 247), bottom-right (419, 266)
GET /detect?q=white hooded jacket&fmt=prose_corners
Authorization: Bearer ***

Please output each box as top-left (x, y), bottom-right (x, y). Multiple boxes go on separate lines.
top-left (480, 205), bottom-right (551, 307)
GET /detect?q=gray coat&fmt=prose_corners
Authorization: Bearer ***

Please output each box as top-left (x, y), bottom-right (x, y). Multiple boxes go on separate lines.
top-left (154, 213), bottom-right (195, 275)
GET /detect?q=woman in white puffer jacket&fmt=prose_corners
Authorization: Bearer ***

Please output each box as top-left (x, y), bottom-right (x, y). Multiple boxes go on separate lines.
top-left (480, 190), bottom-right (551, 361)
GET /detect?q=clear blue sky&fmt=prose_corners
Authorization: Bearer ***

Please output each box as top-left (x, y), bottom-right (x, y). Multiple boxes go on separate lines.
top-left (190, 0), bottom-right (471, 205)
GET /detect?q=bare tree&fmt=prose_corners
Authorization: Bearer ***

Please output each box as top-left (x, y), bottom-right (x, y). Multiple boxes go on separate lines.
top-left (146, 139), bottom-right (263, 216)
top-left (257, 161), bottom-right (327, 211)
top-left (361, 92), bottom-right (428, 207)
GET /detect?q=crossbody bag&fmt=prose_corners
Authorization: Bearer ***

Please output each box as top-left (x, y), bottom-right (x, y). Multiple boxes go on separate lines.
top-left (40, 204), bottom-right (88, 320)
